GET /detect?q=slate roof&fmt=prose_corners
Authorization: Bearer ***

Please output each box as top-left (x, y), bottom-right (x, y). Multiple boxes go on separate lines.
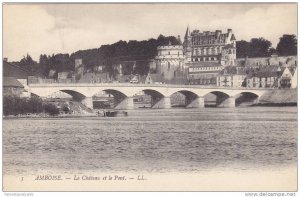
top-left (3, 61), bottom-right (31, 79)
top-left (3, 77), bottom-right (24, 87)
top-left (245, 66), bottom-right (282, 79)
top-left (219, 66), bottom-right (246, 75)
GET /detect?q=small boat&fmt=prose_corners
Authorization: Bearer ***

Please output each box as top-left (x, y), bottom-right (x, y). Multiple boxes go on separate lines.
top-left (103, 110), bottom-right (128, 117)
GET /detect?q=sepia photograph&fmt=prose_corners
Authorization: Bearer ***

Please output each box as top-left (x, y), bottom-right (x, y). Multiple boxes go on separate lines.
top-left (2, 2), bottom-right (298, 193)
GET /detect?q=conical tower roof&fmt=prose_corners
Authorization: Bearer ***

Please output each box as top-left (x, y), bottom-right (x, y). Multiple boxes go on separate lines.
top-left (184, 25), bottom-right (191, 38)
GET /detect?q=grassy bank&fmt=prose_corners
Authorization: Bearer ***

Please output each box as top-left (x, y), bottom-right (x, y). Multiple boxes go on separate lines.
top-left (259, 88), bottom-right (297, 105)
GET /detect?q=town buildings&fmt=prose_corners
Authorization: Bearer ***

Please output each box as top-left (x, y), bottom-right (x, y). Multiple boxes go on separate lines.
top-left (217, 66), bottom-right (246, 87)
top-left (231, 65), bottom-right (298, 89)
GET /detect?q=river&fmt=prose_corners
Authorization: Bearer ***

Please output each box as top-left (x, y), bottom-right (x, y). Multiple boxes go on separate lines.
top-left (3, 107), bottom-right (297, 177)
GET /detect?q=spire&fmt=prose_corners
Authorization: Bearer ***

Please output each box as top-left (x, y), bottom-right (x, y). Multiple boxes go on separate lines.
top-left (184, 25), bottom-right (190, 39)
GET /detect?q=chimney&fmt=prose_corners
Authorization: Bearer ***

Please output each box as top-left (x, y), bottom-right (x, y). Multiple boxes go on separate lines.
top-left (227, 28), bottom-right (233, 34)
top-left (215, 30), bottom-right (221, 37)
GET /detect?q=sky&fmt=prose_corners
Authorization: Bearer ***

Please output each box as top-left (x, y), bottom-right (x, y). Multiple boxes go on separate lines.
top-left (3, 3), bottom-right (297, 61)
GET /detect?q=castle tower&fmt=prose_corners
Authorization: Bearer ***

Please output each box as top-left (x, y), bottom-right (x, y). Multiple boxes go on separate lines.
top-left (155, 45), bottom-right (185, 80)
top-left (183, 25), bottom-right (192, 62)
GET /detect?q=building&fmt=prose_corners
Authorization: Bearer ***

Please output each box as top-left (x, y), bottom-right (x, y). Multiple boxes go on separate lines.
top-left (278, 66), bottom-right (297, 89)
top-left (48, 69), bottom-right (57, 78)
top-left (155, 41), bottom-right (185, 81)
top-left (183, 27), bottom-right (237, 66)
top-left (143, 73), bottom-right (165, 84)
top-left (246, 66), bottom-right (280, 88)
top-left (3, 60), bottom-right (31, 79)
top-left (57, 72), bottom-right (72, 83)
top-left (3, 77), bottom-right (25, 97)
top-left (129, 75), bottom-right (139, 84)
top-left (187, 62), bottom-right (223, 85)
top-left (180, 27), bottom-right (237, 85)
top-left (78, 72), bottom-right (111, 83)
top-left (3, 60), bottom-right (32, 96)
top-left (217, 66), bottom-right (246, 87)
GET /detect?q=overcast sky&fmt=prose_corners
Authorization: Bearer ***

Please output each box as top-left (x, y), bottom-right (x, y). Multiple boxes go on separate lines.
top-left (3, 3), bottom-right (297, 61)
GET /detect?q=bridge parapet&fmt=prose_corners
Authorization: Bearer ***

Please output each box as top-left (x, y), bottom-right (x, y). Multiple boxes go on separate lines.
top-left (28, 83), bottom-right (272, 91)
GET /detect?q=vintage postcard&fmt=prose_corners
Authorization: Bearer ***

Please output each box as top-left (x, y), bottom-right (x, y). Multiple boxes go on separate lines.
top-left (2, 3), bottom-right (297, 192)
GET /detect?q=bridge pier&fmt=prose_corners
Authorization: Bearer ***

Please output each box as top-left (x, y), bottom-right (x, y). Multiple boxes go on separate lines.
top-left (152, 97), bottom-right (171, 109)
top-left (217, 96), bottom-right (236, 108)
top-left (186, 97), bottom-right (204, 108)
top-left (115, 97), bottom-right (134, 110)
top-left (81, 97), bottom-right (93, 109)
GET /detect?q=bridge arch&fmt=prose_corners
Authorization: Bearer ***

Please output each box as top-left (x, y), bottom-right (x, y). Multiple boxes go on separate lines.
top-left (97, 89), bottom-right (129, 108)
top-left (170, 90), bottom-right (200, 107)
top-left (59, 90), bottom-right (86, 101)
top-left (136, 89), bottom-right (170, 108)
top-left (235, 91), bottom-right (260, 106)
top-left (203, 91), bottom-right (231, 107)
top-left (141, 89), bottom-right (165, 98)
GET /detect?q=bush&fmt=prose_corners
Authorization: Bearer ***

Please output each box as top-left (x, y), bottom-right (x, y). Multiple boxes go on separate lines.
top-left (3, 95), bottom-right (43, 116)
top-left (43, 103), bottom-right (59, 116)
top-left (62, 106), bottom-right (70, 114)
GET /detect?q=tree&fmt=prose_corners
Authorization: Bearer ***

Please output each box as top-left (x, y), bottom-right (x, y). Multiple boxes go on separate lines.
top-left (43, 103), bottom-right (60, 115)
top-left (236, 40), bottom-right (250, 58)
top-left (19, 54), bottom-right (37, 74)
top-left (276, 34), bottom-right (297, 56)
top-left (248, 38), bottom-right (272, 57)
top-left (236, 38), bottom-right (272, 58)
top-left (268, 47), bottom-right (277, 55)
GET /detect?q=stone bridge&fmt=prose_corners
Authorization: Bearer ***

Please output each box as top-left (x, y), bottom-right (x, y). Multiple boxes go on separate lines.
top-left (28, 83), bottom-right (270, 109)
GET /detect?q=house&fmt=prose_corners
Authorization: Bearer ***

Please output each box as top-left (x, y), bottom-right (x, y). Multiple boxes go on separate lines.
top-left (3, 77), bottom-right (25, 97)
top-left (117, 75), bottom-right (132, 83)
top-left (246, 66), bottom-right (280, 88)
top-left (278, 66), bottom-right (297, 89)
top-left (78, 72), bottom-right (111, 83)
top-left (217, 66), bottom-right (246, 87)
top-left (3, 60), bottom-right (30, 79)
top-left (130, 75), bottom-right (139, 84)
top-left (48, 69), bottom-right (56, 78)
top-left (143, 73), bottom-right (165, 84)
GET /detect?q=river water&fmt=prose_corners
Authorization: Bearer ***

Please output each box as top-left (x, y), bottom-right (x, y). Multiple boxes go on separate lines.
top-left (3, 107), bottom-right (297, 176)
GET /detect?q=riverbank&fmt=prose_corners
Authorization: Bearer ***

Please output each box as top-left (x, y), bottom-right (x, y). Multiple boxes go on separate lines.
top-left (3, 112), bottom-right (98, 119)
top-left (258, 88), bottom-right (297, 105)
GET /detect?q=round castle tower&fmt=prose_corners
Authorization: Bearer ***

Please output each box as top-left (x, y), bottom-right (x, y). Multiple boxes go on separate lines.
top-left (155, 42), bottom-right (185, 80)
